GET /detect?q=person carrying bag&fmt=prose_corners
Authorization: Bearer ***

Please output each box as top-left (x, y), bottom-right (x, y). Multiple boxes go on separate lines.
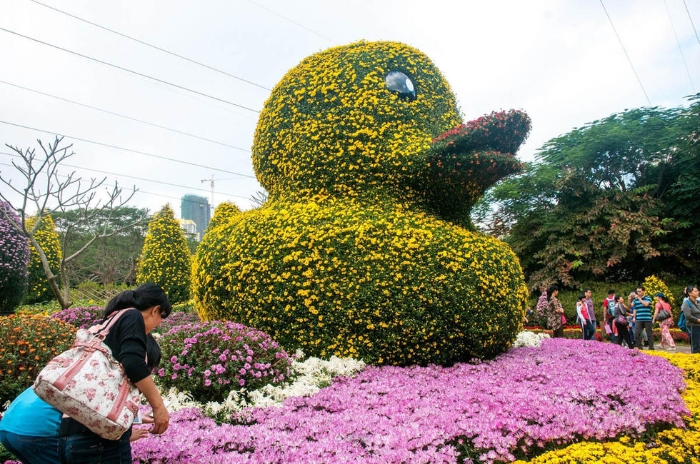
top-left (35, 283), bottom-right (172, 464)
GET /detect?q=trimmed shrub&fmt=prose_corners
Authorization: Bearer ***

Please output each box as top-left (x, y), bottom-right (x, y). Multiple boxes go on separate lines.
top-left (137, 205), bottom-right (191, 303)
top-left (152, 310), bottom-right (200, 335)
top-left (155, 321), bottom-right (292, 403)
top-left (0, 315), bottom-right (76, 404)
top-left (0, 202), bottom-right (30, 313)
top-left (24, 215), bottom-right (62, 304)
top-left (51, 306), bottom-right (104, 329)
top-left (206, 202), bottom-right (241, 232)
top-left (194, 41), bottom-right (530, 366)
top-left (642, 275), bottom-right (676, 307)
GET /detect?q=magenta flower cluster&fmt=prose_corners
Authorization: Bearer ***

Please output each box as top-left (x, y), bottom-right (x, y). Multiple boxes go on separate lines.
top-left (132, 339), bottom-right (688, 463)
top-left (152, 310), bottom-right (200, 335)
top-left (50, 306), bottom-right (104, 329)
top-left (0, 202), bottom-right (30, 312)
top-left (156, 321), bottom-right (293, 403)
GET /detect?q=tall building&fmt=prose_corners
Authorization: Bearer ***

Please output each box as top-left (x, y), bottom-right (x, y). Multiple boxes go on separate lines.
top-left (181, 194), bottom-right (210, 240)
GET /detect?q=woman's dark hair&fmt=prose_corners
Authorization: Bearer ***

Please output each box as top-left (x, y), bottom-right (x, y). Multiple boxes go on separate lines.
top-left (684, 286), bottom-right (698, 297)
top-left (145, 334), bottom-right (162, 370)
top-left (578, 293), bottom-right (586, 301)
top-left (546, 284), bottom-right (558, 301)
top-left (103, 282), bottom-right (172, 320)
top-left (657, 294), bottom-right (670, 303)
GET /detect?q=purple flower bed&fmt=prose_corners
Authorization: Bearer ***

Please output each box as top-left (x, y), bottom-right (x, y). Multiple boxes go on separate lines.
top-left (132, 339), bottom-right (688, 463)
top-left (50, 306), bottom-right (104, 329)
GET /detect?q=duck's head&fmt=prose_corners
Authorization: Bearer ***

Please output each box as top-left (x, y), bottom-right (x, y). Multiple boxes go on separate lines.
top-left (253, 41), bottom-right (529, 221)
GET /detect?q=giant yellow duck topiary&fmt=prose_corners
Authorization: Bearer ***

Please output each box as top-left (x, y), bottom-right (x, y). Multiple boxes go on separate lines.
top-left (194, 41), bottom-right (531, 365)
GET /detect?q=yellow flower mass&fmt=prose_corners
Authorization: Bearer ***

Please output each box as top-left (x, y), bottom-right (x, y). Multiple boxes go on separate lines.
top-left (194, 41), bottom-right (529, 365)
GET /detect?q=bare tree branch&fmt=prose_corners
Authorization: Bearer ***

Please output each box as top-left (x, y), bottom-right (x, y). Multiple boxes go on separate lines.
top-left (0, 137), bottom-right (141, 309)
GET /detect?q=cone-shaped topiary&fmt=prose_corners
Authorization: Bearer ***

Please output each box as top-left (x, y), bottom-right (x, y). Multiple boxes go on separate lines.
top-left (0, 202), bottom-right (30, 313)
top-left (24, 215), bottom-right (62, 303)
top-left (138, 205), bottom-right (191, 303)
top-left (194, 41), bottom-right (531, 365)
top-left (643, 275), bottom-right (676, 308)
top-left (206, 201), bottom-right (242, 232)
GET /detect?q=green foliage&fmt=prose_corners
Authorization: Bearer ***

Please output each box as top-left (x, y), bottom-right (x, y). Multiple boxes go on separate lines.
top-left (53, 206), bottom-right (149, 286)
top-left (154, 321), bottom-right (292, 403)
top-left (486, 98), bottom-right (700, 289)
top-left (0, 315), bottom-right (76, 404)
top-left (24, 215), bottom-right (61, 304)
top-left (0, 202), bottom-right (30, 313)
top-left (137, 205), bottom-right (192, 303)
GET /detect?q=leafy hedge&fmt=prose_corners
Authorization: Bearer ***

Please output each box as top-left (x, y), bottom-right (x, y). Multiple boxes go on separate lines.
top-left (194, 41), bottom-right (529, 366)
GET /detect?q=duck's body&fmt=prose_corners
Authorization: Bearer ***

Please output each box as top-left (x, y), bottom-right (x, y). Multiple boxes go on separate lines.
top-left (194, 41), bottom-right (530, 365)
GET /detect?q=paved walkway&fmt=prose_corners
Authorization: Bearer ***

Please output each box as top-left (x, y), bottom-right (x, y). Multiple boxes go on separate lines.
top-left (639, 345), bottom-right (691, 353)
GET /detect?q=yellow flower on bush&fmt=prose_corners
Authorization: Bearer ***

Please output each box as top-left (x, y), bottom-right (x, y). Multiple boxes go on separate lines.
top-left (194, 41), bottom-right (530, 365)
top-left (138, 205), bottom-right (191, 303)
top-left (25, 215), bottom-right (61, 303)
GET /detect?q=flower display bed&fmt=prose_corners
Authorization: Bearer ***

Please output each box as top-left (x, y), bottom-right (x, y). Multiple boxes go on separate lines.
top-left (131, 339), bottom-right (690, 463)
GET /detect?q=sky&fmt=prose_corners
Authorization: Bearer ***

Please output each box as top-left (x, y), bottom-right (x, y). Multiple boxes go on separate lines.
top-left (1, 0), bottom-right (699, 220)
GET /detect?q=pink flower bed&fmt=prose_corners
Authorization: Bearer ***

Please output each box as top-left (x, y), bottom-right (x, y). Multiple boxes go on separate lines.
top-left (131, 339), bottom-right (688, 463)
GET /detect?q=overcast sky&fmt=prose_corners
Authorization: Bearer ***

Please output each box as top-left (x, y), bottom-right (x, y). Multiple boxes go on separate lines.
top-left (1, 0), bottom-right (699, 218)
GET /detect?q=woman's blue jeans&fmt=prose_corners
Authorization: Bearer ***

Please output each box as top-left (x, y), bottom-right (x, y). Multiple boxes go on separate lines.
top-left (0, 430), bottom-right (60, 464)
top-left (59, 429), bottom-right (132, 464)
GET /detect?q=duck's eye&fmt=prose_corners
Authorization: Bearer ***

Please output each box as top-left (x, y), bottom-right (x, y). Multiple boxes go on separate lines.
top-left (385, 70), bottom-right (416, 101)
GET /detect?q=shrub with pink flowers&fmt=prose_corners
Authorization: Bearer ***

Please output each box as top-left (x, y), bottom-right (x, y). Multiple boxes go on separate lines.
top-left (132, 339), bottom-right (688, 463)
top-left (50, 306), bottom-right (104, 329)
top-left (152, 310), bottom-right (200, 335)
top-left (156, 321), bottom-right (293, 403)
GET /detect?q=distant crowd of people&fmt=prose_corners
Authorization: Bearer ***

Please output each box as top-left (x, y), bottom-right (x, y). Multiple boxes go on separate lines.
top-left (541, 284), bottom-right (700, 354)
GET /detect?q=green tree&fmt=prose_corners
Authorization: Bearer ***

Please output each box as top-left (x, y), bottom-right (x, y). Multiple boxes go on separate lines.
top-left (483, 99), bottom-right (699, 289)
top-left (53, 207), bottom-right (150, 286)
top-left (25, 215), bottom-right (62, 303)
top-left (0, 137), bottom-right (142, 308)
top-left (138, 205), bottom-right (191, 303)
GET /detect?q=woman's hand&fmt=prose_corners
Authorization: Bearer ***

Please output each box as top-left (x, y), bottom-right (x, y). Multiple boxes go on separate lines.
top-left (130, 427), bottom-right (150, 442)
top-left (134, 375), bottom-right (170, 435)
top-left (150, 404), bottom-right (170, 435)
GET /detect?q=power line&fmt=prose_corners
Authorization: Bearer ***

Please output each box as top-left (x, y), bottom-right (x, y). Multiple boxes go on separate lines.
top-left (0, 80), bottom-right (250, 153)
top-left (665, 0), bottom-right (696, 93)
top-left (0, 119), bottom-right (257, 179)
top-left (599, 0), bottom-right (651, 105)
top-left (0, 153), bottom-right (250, 200)
top-left (0, 27), bottom-right (261, 114)
top-left (0, 160), bottom-right (247, 208)
top-left (683, 0), bottom-right (700, 46)
top-left (28, 0), bottom-right (272, 92)
top-left (246, 0), bottom-right (338, 45)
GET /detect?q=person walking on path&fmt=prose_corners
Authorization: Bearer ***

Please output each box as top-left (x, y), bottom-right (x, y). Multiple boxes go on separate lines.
top-left (682, 286), bottom-right (700, 354)
top-left (602, 289), bottom-right (617, 342)
top-left (576, 293), bottom-right (594, 340)
top-left (584, 289), bottom-right (597, 338)
top-left (653, 292), bottom-right (676, 351)
top-left (546, 284), bottom-right (565, 338)
top-left (614, 295), bottom-right (633, 349)
top-left (631, 286), bottom-right (654, 350)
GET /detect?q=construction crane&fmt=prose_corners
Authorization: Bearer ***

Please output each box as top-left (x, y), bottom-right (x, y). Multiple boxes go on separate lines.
top-left (201, 175), bottom-right (215, 212)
